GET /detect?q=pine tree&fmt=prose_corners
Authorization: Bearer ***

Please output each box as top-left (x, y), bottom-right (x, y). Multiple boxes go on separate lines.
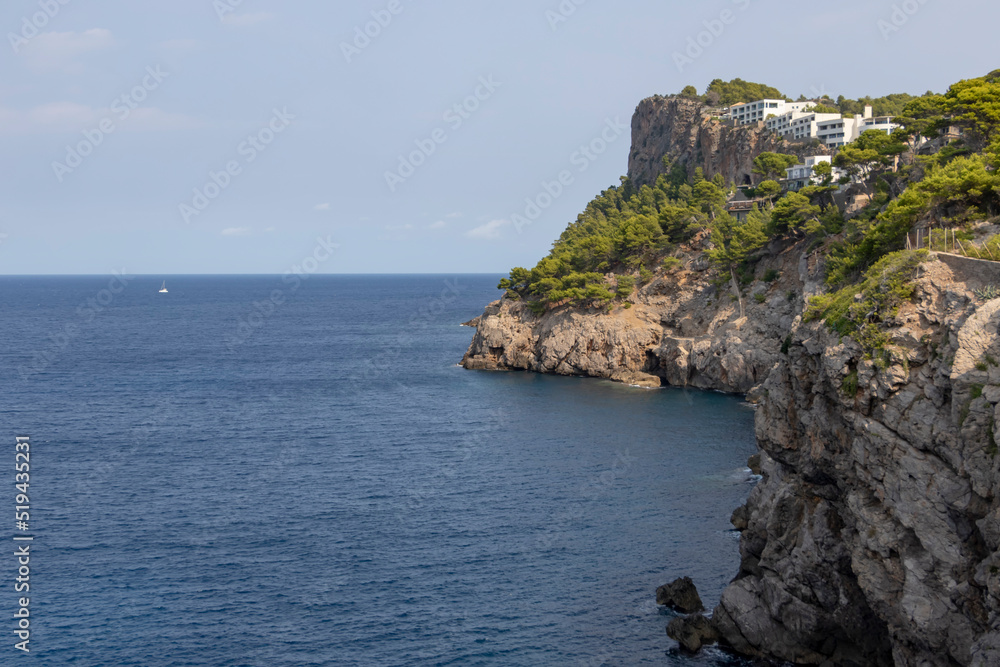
top-left (708, 207), bottom-right (768, 318)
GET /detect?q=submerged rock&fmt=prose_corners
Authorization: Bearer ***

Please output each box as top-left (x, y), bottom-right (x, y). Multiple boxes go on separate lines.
top-left (655, 577), bottom-right (704, 613)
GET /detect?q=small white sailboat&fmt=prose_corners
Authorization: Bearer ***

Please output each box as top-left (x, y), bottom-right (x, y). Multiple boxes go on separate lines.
top-left (159, 281), bottom-right (169, 294)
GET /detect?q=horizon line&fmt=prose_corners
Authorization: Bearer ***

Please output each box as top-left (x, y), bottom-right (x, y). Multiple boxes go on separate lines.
top-left (0, 272), bottom-right (507, 277)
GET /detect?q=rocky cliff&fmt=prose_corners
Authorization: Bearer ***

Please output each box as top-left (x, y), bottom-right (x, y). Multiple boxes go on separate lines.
top-left (462, 229), bottom-right (799, 393)
top-left (627, 95), bottom-right (830, 188)
top-left (461, 95), bottom-right (1000, 666)
top-left (713, 252), bottom-right (1000, 667)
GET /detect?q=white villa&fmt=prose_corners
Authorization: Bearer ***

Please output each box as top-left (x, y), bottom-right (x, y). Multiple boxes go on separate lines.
top-left (783, 156), bottom-right (846, 191)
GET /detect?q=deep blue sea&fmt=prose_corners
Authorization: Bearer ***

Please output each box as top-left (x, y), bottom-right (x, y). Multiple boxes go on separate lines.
top-left (0, 275), bottom-right (758, 666)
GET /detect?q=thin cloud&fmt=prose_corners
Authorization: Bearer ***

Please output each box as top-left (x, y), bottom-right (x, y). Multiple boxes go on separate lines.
top-left (446, 212), bottom-right (462, 218)
top-left (465, 219), bottom-right (509, 240)
top-left (428, 220), bottom-right (447, 230)
top-left (313, 203), bottom-right (331, 211)
top-left (22, 29), bottom-right (114, 72)
top-left (221, 227), bottom-right (252, 236)
top-left (0, 102), bottom-right (101, 133)
top-left (385, 224), bottom-right (414, 231)
top-left (0, 103), bottom-right (203, 135)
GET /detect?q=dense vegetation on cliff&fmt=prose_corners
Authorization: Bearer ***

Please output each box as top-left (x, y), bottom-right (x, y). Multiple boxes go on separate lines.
top-left (500, 72), bottom-right (1000, 346)
top-left (498, 165), bottom-right (730, 311)
top-left (806, 71), bottom-right (1000, 355)
top-left (821, 71), bottom-right (1000, 283)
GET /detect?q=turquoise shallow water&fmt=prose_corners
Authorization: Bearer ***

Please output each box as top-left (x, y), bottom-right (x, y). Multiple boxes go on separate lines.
top-left (1, 274), bottom-right (757, 666)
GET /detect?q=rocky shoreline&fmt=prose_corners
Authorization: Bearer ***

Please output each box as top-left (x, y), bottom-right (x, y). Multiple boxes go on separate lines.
top-left (460, 96), bottom-right (1000, 665)
top-left (464, 245), bottom-right (1000, 666)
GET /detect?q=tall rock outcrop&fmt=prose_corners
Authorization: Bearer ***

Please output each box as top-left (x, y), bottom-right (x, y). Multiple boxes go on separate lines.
top-left (627, 95), bottom-right (830, 188)
top-left (461, 95), bottom-right (1000, 665)
top-left (712, 254), bottom-right (1000, 667)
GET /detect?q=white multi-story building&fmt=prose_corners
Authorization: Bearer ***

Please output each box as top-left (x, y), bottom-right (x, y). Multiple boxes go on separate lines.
top-left (784, 156), bottom-right (846, 190)
top-left (783, 112), bottom-right (844, 141)
top-left (728, 99), bottom-right (815, 126)
top-left (816, 117), bottom-right (860, 148)
top-left (768, 105), bottom-right (900, 148)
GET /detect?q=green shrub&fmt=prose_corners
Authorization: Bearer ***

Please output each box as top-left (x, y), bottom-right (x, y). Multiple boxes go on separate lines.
top-left (662, 257), bottom-right (683, 272)
top-left (781, 335), bottom-right (792, 355)
top-left (975, 285), bottom-right (1000, 301)
top-left (763, 269), bottom-right (780, 283)
top-left (805, 250), bottom-right (928, 356)
top-left (615, 275), bottom-right (635, 300)
top-left (528, 301), bottom-right (547, 316)
top-left (842, 371), bottom-right (860, 396)
top-left (754, 292), bottom-right (767, 304)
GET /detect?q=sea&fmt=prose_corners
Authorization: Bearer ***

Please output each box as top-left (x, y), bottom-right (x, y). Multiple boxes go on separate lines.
top-left (0, 275), bottom-right (759, 666)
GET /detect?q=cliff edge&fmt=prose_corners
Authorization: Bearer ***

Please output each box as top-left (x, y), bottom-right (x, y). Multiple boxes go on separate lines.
top-left (461, 94), bottom-right (1000, 666)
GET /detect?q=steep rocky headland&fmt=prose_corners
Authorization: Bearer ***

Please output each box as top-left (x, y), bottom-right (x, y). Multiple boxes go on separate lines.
top-left (628, 95), bottom-right (830, 188)
top-left (462, 89), bottom-right (1000, 665)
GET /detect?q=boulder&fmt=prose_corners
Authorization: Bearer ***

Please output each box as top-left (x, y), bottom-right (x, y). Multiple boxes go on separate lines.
top-left (666, 613), bottom-right (719, 652)
top-left (656, 576), bottom-right (704, 613)
top-left (730, 505), bottom-right (749, 531)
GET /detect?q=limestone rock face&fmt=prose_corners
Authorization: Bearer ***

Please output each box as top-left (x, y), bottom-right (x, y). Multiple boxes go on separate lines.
top-left (627, 95), bottom-right (830, 189)
top-left (710, 258), bottom-right (1000, 667)
top-left (462, 243), bottom-right (801, 393)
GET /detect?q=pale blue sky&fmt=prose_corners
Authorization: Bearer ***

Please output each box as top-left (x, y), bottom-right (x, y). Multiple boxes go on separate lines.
top-left (0, 0), bottom-right (995, 274)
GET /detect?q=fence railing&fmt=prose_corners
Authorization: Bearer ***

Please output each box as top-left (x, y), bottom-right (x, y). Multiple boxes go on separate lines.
top-left (907, 228), bottom-right (1000, 262)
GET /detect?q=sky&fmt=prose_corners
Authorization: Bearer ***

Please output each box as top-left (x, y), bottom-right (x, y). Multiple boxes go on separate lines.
top-left (0, 0), bottom-right (996, 275)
